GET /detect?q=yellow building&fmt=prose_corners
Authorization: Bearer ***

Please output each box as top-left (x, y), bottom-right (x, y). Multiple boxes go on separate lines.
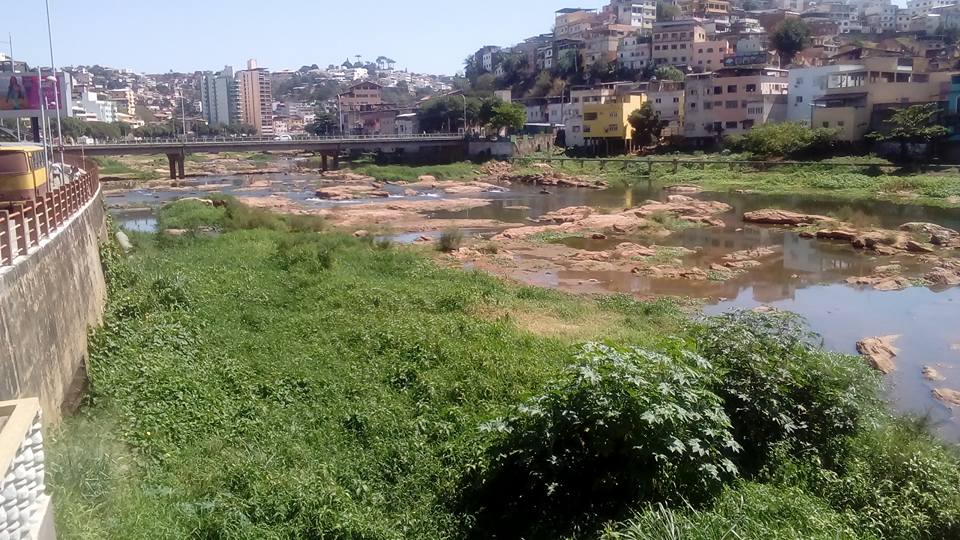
top-left (582, 91), bottom-right (648, 152)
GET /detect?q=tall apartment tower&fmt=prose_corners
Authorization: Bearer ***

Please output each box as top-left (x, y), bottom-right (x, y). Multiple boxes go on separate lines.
top-left (237, 59), bottom-right (274, 135)
top-left (200, 66), bottom-right (240, 126)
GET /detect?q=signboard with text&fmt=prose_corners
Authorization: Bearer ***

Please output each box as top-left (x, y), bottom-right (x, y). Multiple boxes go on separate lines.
top-left (0, 73), bottom-right (71, 119)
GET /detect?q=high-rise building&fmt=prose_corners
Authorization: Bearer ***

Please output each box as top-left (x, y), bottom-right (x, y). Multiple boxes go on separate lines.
top-left (200, 66), bottom-right (240, 126)
top-left (237, 59), bottom-right (274, 135)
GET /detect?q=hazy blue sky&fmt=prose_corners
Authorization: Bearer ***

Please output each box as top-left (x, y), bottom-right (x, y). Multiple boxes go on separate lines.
top-left (4, 0), bottom-right (601, 75)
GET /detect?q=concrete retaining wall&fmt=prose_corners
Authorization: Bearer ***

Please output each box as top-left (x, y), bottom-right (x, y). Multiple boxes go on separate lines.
top-left (0, 191), bottom-right (107, 424)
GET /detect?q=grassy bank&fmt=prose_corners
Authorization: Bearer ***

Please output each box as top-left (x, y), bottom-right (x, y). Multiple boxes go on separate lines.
top-left (48, 200), bottom-right (960, 538)
top-left (348, 161), bottom-right (482, 182)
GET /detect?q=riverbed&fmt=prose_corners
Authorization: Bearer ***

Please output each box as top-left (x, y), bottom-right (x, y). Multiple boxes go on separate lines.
top-left (104, 168), bottom-right (960, 440)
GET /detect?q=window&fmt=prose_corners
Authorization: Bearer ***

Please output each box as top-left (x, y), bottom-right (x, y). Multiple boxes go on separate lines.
top-left (680, 44), bottom-right (686, 49)
top-left (727, 85), bottom-right (737, 93)
top-left (698, 48), bottom-right (704, 53)
top-left (703, 101), bottom-right (711, 109)
top-left (573, 97), bottom-right (580, 103)
top-left (691, 102), bottom-right (697, 108)
top-left (725, 100), bottom-right (738, 108)
top-left (742, 119), bottom-right (754, 129)
top-left (673, 97), bottom-right (680, 103)
top-left (655, 97), bottom-right (662, 103)
top-left (671, 44), bottom-right (677, 50)
top-left (584, 112), bottom-right (598, 120)
top-left (745, 84), bottom-right (757, 92)
top-left (681, 56), bottom-right (686, 62)
top-left (572, 126), bottom-right (580, 133)
top-left (822, 121), bottom-right (829, 128)
top-left (725, 121), bottom-right (737, 129)
top-left (837, 120), bottom-right (845, 127)
top-left (795, 96), bottom-right (803, 104)
top-left (707, 47), bottom-right (714, 52)
top-left (714, 86), bottom-right (722, 94)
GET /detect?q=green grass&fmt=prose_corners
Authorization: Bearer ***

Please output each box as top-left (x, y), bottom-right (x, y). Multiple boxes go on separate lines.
top-left (47, 201), bottom-right (960, 539)
top-left (349, 161), bottom-right (481, 182)
top-left (92, 156), bottom-right (154, 180)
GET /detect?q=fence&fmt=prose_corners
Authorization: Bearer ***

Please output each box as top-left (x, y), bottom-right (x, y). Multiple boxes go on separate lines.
top-left (0, 160), bottom-right (100, 268)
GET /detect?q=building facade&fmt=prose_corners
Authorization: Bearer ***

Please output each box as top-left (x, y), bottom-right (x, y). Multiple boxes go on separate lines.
top-left (237, 59), bottom-right (273, 135)
top-left (684, 67), bottom-right (789, 140)
top-left (200, 66), bottom-right (240, 126)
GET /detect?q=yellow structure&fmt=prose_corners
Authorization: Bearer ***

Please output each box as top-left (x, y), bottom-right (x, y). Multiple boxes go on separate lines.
top-left (582, 91), bottom-right (648, 151)
top-left (0, 144), bottom-right (48, 203)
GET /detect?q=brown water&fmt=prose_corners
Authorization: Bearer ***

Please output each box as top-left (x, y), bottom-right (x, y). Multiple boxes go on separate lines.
top-left (105, 173), bottom-right (960, 440)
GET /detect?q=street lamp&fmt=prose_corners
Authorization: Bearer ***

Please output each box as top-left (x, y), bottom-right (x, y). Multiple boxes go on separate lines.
top-left (45, 0), bottom-right (65, 165)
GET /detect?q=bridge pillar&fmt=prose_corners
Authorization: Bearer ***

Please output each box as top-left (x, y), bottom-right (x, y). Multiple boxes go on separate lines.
top-left (166, 153), bottom-right (186, 179)
top-left (320, 154), bottom-right (328, 172)
top-left (331, 154), bottom-right (340, 171)
top-left (166, 154), bottom-right (177, 180)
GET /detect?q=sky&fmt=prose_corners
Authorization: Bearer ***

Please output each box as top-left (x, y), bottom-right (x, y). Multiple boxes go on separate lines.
top-left (4, 0), bottom-right (604, 76)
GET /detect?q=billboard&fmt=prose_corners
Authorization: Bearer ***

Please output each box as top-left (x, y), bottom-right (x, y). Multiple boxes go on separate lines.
top-left (0, 73), bottom-right (71, 119)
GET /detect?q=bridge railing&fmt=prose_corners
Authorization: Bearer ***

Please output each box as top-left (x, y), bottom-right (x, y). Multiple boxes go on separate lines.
top-left (63, 132), bottom-right (465, 147)
top-left (0, 162), bottom-right (100, 268)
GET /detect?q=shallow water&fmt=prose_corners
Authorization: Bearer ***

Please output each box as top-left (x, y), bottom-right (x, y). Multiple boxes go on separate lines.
top-left (104, 172), bottom-right (960, 437)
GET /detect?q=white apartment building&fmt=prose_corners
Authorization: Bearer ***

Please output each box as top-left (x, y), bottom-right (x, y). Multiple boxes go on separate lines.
top-left (608, 0), bottom-right (657, 33)
top-left (618, 35), bottom-right (652, 70)
top-left (77, 90), bottom-right (117, 123)
top-left (865, 3), bottom-right (898, 32)
top-left (786, 64), bottom-right (863, 126)
top-left (908, 0), bottom-right (954, 17)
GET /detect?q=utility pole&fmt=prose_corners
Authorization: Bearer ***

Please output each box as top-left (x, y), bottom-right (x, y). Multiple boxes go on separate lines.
top-left (36, 67), bottom-right (49, 171)
top-left (1, 33), bottom-right (20, 140)
top-left (45, 0), bottom-right (64, 165)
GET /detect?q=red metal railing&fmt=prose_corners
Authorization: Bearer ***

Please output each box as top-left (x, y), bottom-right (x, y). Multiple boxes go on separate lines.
top-left (0, 159), bottom-right (100, 268)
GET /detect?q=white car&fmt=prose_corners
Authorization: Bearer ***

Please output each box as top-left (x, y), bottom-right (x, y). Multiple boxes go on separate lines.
top-left (274, 134), bottom-right (292, 141)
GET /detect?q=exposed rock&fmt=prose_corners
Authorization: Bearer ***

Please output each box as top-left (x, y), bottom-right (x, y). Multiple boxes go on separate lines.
top-left (933, 388), bottom-right (960, 407)
top-left (402, 189), bottom-right (418, 197)
top-left (417, 175), bottom-right (437, 183)
top-left (638, 265), bottom-right (709, 280)
top-left (635, 199), bottom-right (732, 226)
top-left (353, 230), bottom-right (369, 238)
top-left (899, 222), bottom-right (958, 239)
top-left (923, 366), bottom-right (946, 382)
top-left (175, 196), bottom-right (214, 206)
top-left (536, 206), bottom-right (594, 224)
top-left (722, 246), bottom-right (779, 262)
top-left (667, 194), bottom-right (694, 203)
top-left (816, 229), bottom-right (859, 241)
top-left (743, 209), bottom-right (835, 226)
top-left (315, 185), bottom-right (382, 200)
top-left (925, 267), bottom-right (960, 287)
top-left (856, 335), bottom-right (900, 374)
top-left (906, 240), bottom-right (935, 253)
top-left (368, 190), bottom-right (391, 198)
top-left (164, 229), bottom-right (189, 237)
top-left (504, 172), bottom-right (606, 190)
top-left (663, 184), bottom-right (702, 194)
top-left (873, 264), bottom-right (902, 276)
top-left (846, 275), bottom-right (911, 291)
top-left (591, 233), bottom-right (608, 240)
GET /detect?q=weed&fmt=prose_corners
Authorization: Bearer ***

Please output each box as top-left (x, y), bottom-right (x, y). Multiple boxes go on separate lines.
top-left (438, 228), bottom-right (463, 252)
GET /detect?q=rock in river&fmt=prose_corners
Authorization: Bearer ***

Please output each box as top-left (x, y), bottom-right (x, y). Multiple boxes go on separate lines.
top-left (933, 388), bottom-right (960, 407)
top-left (743, 209), bottom-right (835, 226)
top-left (856, 335), bottom-right (900, 374)
top-left (923, 366), bottom-right (946, 382)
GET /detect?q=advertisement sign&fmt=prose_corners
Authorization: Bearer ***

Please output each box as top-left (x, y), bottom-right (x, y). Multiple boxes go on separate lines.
top-left (0, 73), bottom-right (71, 119)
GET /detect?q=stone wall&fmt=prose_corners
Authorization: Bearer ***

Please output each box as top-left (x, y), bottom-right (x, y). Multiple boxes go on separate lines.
top-left (0, 191), bottom-right (107, 424)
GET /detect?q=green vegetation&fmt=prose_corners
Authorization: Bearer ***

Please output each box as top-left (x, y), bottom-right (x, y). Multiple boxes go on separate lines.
top-left (437, 228), bottom-right (464, 252)
top-left (771, 19), bottom-right (812, 65)
top-left (724, 122), bottom-right (839, 159)
top-left (92, 156), bottom-right (140, 177)
top-left (867, 103), bottom-right (950, 162)
top-left (349, 161), bottom-right (481, 182)
top-left (48, 202), bottom-right (960, 539)
top-left (628, 102), bottom-right (667, 147)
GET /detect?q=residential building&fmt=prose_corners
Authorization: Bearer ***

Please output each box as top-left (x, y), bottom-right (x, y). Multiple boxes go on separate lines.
top-left (642, 80), bottom-right (685, 136)
top-left (865, 3), bottom-right (898, 32)
top-left (619, 35), bottom-right (653, 70)
top-left (907, 0), bottom-right (954, 18)
top-left (693, 38), bottom-right (733, 71)
top-left (583, 25), bottom-right (634, 69)
top-left (683, 67), bottom-right (789, 141)
top-left (237, 59), bottom-right (274, 135)
top-left (200, 66), bottom-right (240, 126)
top-left (946, 73), bottom-right (960, 141)
top-left (340, 81), bottom-right (383, 110)
top-left (608, 0), bottom-right (657, 33)
top-left (106, 88), bottom-right (136, 117)
top-left (810, 56), bottom-right (955, 141)
top-left (77, 89), bottom-right (118, 123)
top-left (652, 19), bottom-right (708, 67)
top-left (787, 64), bottom-right (864, 125)
top-left (676, 0), bottom-right (730, 19)
top-left (555, 8), bottom-right (602, 40)
top-left (396, 112), bottom-right (419, 135)
top-left (566, 81), bottom-right (638, 146)
top-left (582, 85), bottom-right (648, 152)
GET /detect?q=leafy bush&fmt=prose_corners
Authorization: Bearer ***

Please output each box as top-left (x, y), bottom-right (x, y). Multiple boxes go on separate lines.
top-left (692, 311), bottom-right (881, 473)
top-left (460, 343), bottom-right (741, 539)
top-left (157, 200), bottom-right (227, 231)
top-left (725, 122), bottom-right (839, 159)
top-left (438, 228), bottom-right (463, 252)
top-left (273, 234), bottom-right (340, 273)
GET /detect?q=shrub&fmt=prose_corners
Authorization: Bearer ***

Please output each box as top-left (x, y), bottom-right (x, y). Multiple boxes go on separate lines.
top-left (725, 122), bottom-right (839, 159)
top-left (692, 311), bottom-right (881, 473)
top-left (460, 343), bottom-right (740, 539)
top-left (157, 200), bottom-right (227, 231)
top-left (273, 234), bottom-right (339, 273)
top-left (437, 228), bottom-right (463, 252)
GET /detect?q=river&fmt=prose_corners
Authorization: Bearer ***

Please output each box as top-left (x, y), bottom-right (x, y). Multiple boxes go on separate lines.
top-left (105, 171), bottom-right (960, 440)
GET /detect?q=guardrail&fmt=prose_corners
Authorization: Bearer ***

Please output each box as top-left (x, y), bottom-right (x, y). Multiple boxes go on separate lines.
top-left (0, 166), bottom-right (100, 268)
top-left (0, 398), bottom-right (54, 539)
top-left (63, 133), bottom-right (465, 147)
top-left (510, 156), bottom-right (960, 173)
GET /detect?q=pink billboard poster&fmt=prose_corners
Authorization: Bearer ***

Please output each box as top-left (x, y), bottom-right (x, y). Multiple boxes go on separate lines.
top-left (1, 74), bottom-right (65, 113)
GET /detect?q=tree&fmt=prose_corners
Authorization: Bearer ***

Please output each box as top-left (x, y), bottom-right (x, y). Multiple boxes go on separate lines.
top-left (489, 101), bottom-right (526, 133)
top-left (866, 103), bottom-right (949, 161)
top-left (771, 19), bottom-right (812, 66)
top-left (628, 102), bottom-right (667, 147)
top-left (306, 111), bottom-right (338, 136)
top-left (654, 65), bottom-right (685, 82)
top-left (656, 1), bottom-right (680, 21)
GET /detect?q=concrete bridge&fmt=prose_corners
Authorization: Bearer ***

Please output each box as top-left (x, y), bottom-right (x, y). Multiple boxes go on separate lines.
top-left (61, 133), bottom-right (467, 178)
